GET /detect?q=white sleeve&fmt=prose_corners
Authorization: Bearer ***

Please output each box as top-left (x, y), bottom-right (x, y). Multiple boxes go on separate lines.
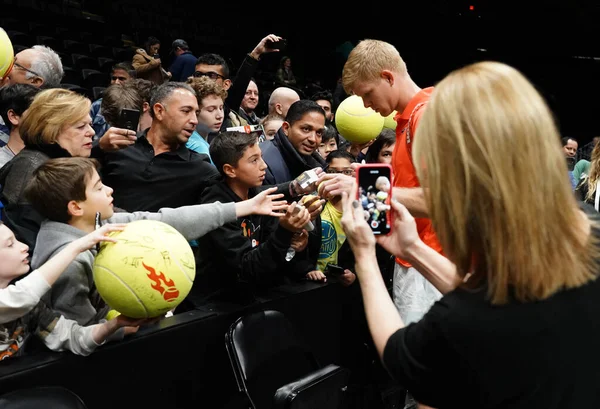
top-left (0, 270), bottom-right (51, 325)
top-left (42, 316), bottom-right (102, 356)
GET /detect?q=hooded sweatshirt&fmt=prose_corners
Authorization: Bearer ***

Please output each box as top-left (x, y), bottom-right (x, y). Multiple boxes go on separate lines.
top-left (32, 202), bottom-right (237, 326)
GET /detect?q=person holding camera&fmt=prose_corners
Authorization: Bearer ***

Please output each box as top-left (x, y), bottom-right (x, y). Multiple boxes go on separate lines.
top-left (132, 36), bottom-right (171, 85)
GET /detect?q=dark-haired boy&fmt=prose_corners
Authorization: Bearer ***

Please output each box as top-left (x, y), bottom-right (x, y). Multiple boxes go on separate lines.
top-left (194, 131), bottom-right (316, 303)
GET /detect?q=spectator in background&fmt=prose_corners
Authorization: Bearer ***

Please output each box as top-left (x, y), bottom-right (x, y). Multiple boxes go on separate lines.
top-left (90, 62), bottom-right (133, 140)
top-left (0, 84), bottom-right (41, 168)
top-left (311, 90), bottom-right (335, 123)
top-left (168, 39), bottom-right (196, 82)
top-left (4, 45), bottom-right (63, 89)
top-left (260, 113), bottom-right (284, 141)
top-left (132, 36), bottom-right (170, 85)
top-left (563, 136), bottom-right (579, 189)
top-left (275, 56), bottom-right (297, 88)
top-left (317, 122), bottom-right (338, 159)
top-left (239, 79), bottom-right (260, 125)
top-left (365, 128), bottom-right (396, 165)
top-left (185, 75), bottom-right (229, 164)
top-left (267, 87), bottom-right (300, 118)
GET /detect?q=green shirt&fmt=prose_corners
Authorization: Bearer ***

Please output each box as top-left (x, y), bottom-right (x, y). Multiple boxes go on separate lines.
top-left (573, 160), bottom-right (591, 182)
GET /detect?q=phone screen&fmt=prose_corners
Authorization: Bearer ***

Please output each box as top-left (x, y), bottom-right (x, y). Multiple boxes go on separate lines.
top-left (119, 108), bottom-right (140, 132)
top-left (357, 165), bottom-right (392, 235)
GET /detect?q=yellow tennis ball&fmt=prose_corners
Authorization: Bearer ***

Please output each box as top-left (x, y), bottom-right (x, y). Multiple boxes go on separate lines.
top-left (93, 220), bottom-right (196, 319)
top-left (335, 95), bottom-right (384, 144)
top-left (0, 28), bottom-right (15, 80)
top-left (383, 111), bottom-right (398, 130)
top-left (106, 309), bottom-right (121, 320)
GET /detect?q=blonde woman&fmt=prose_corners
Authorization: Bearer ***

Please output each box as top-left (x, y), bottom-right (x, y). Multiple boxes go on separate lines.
top-left (341, 61), bottom-right (600, 408)
top-left (0, 88), bottom-right (95, 253)
top-left (575, 141), bottom-right (600, 210)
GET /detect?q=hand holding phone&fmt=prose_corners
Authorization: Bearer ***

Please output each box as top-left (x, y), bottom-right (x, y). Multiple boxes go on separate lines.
top-left (265, 38), bottom-right (287, 51)
top-left (356, 164), bottom-right (393, 235)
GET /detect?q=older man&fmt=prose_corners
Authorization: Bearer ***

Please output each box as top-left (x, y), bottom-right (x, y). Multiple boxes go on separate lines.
top-left (5, 45), bottom-right (64, 89)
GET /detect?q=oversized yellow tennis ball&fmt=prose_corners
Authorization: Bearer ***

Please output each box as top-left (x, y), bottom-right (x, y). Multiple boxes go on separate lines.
top-left (93, 220), bottom-right (195, 319)
top-left (0, 28), bottom-right (15, 80)
top-left (335, 95), bottom-right (384, 144)
top-left (383, 111), bottom-right (398, 130)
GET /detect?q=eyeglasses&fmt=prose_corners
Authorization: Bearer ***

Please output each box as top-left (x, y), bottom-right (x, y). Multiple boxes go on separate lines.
top-left (13, 61), bottom-right (42, 78)
top-left (193, 71), bottom-right (226, 80)
top-left (326, 168), bottom-right (354, 176)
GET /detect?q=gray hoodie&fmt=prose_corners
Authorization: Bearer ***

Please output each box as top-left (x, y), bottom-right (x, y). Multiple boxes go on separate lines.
top-left (31, 202), bottom-right (237, 326)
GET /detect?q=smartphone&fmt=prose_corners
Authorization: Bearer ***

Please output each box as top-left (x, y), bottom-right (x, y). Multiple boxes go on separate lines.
top-left (118, 108), bottom-right (140, 132)
top-left (356, 163), bottom-right (393, 235)
top-left (265, 38), bottom-right (287, 51)
top-left (325, 263), bottom-right (345, 277)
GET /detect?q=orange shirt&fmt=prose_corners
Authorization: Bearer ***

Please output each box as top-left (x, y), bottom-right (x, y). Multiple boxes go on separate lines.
top-left (392, 87), bottom-right (443, 266)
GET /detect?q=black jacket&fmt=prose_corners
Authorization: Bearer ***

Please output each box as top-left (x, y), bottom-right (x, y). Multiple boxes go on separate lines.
top-left (193, 180), bottom-right (314, 303)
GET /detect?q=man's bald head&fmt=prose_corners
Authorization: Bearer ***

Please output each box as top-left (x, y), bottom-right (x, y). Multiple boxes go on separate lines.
top-left (268, 87), bottom-right (300, 118)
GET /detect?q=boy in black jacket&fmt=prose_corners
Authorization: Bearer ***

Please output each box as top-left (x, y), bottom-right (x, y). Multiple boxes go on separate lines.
top-left (193, 131), bottom-right (316, 304)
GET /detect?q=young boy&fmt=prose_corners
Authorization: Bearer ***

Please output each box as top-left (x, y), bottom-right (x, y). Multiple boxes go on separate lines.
top-left (0, 219), bottom-right (150, 359)
top-left (317, 122), bottom-right (338, 159)
top-left (316, 150), bottom-right (356, 286)
top-left (25, 157), bottom-right (286, 327)
top-left (184, 76), bottom-right (228, 163)
top-left (195, 131), bottom-right (313, 303)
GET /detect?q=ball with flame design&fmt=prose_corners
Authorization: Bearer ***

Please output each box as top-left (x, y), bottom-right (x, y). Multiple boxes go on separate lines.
top-left (92, 220), bottom-right (196, 318)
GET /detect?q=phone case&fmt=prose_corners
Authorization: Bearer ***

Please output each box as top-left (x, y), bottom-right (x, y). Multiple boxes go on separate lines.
top-left (355, 163), bottom-right (393, 235)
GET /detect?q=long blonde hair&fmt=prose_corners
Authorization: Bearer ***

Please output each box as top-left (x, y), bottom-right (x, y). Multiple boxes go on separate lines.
top-left (585, 142), bottom-right (600, 201)
top-left (413, 61), bottom-right (599, 304)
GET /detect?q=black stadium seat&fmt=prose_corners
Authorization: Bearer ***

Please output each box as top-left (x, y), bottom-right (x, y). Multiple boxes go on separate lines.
top-left (81, 69), bottom-right (106, 89)
top-left (88, 44), bottom-right (113, 58)
top-left (6, 31), bottom-right (34, 48)
top-left (60, 83), bottom-right (92, 101)
top-left (63, 40), bottom-right (89, 55)
top-left (61, 66), bottom-right (82, 86)
top-left (71, 54), bottom-right (99, 71)
top-left (98, 57), bottom-right (116, 73)
top-left (93, 86), bottom-right (107, 101)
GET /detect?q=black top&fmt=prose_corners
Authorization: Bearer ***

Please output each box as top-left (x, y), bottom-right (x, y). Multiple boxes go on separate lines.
top-left (383, 206), bottom-right (600, 408)
top-left (94, 130), bottom-right (219, 212)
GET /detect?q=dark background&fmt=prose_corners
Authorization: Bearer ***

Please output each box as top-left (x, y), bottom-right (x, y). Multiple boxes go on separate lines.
top-left (4, 0), bottom-right (600, 144)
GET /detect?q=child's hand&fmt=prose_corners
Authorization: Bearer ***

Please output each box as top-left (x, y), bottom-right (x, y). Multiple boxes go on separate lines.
top-left (72, 223), bottom-right (127, 253)
top-left (279, 202), bottom-right (311, 232)
top-left (250, 187), bottom-right (289, 217)
top-left (306, 270), bottom-right (327, 282)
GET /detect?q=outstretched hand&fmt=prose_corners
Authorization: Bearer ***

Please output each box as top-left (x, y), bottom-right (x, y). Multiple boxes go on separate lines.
top-left (74, 223), bottom-right (127, 253)
top-left (251, 187), bottom-right (289, 217)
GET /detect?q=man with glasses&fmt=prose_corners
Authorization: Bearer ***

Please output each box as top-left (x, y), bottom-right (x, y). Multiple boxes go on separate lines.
top-left (193, 34), bottom-right (283, 135)
top-left (4, 45), bottom-right (63, 89)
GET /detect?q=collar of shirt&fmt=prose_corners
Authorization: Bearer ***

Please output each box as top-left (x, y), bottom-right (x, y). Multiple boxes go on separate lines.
top-left (395, 87), bottom-right (435, 122)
